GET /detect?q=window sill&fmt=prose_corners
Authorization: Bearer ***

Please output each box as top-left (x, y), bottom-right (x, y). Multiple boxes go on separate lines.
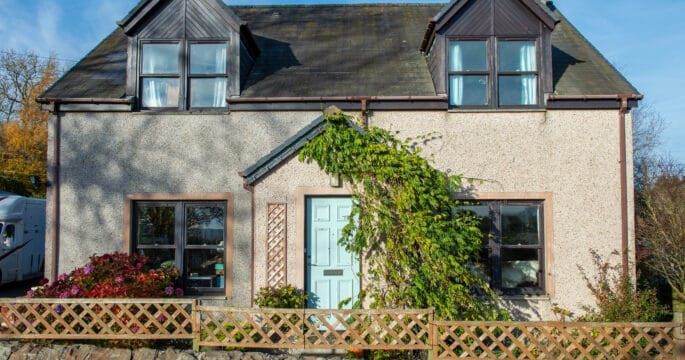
top-left (447, 108), bottom-right (546, 113)
top-left (134, 109), bottom-right (230, 115)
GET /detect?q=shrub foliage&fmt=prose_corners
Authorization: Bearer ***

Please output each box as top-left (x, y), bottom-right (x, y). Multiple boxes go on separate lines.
top-left (29, 252), bottom-right (183, 298)
top-left (255, 285), bottom-right (308, 309)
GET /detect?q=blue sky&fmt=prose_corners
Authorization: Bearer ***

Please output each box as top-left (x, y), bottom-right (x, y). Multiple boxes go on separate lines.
top-left (1, 0), bottom-right (683, 162)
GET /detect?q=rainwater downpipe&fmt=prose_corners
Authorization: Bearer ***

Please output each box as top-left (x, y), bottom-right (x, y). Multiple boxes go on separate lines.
top-left (618, 96), bottom-right (630, 277)
top-left (49, 102), bottom-right (61, 282)
top-left (244, 183), bottom-right (256, 307)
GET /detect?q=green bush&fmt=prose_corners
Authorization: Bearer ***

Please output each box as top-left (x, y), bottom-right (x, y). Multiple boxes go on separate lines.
top-left (579, 250), bottom-right (669, 322)
top-left (255, 285), bottom-right (308, 308)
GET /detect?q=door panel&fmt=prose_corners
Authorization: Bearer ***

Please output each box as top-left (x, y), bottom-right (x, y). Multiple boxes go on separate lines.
top-left (306, 197), bottom-right (359, 309)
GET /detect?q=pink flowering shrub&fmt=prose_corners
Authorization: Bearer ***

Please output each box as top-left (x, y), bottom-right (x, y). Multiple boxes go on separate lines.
top-left (29, 252), bottom-right (183, 298)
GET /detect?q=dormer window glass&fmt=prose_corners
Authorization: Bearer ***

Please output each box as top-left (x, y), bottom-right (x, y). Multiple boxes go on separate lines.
top-left (449, 41), bottom-right (488, 106)
top-left (139, 41), bottom-right (228, 110)
top-left (498, 41), bottom-right (537, 106)
top-left (448, 39), bottom-right (538, 108)
top-left (141, 43), bottom-right (181, 108)
top-left (189, 44), bottom-right (227, 108)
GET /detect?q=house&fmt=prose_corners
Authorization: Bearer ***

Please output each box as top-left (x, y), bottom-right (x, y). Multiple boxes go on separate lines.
top-left (38, 0), bottom-right (640, 320)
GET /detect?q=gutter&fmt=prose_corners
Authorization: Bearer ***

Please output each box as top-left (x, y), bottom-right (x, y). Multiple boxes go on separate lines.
top-left (547, 94), bottom-right (643, 102)
top-left (227, 95), bottom-right (447, 103)
top-left (36, 97), bottom-right (134, 105)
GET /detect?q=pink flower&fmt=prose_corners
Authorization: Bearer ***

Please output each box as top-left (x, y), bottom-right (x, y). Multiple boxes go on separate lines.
top-left (84, 265), bottom-right (94, 274)
top-left (136, 262), bottom-right (144, 269)
top-left (175, 288), bottom-right (184, 297)
top-left (70, 285), bottom-right (81, 296)
top-left (156, 314), bottom-right (167, 322)
top-left (26, 289), bottom-right (36, 298)
top-left (58, 273), bottom-right (67, 282)
top-left (59, 291), bottom-right (69, 299)
top-left (115, 275), bottom-right (124, 283)
top-left (164, 286), bottom-right (174, 296)
top-left (131, 325), bottom-right (140, 333)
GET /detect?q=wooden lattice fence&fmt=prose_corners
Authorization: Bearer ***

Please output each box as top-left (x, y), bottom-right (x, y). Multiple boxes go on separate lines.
top-left (433, 321), bottom-right (684, 359)
top-left (0, 299), bottom-right (683, 359)
top-left (0, 298), bottom-right (194, 340)
top-left (196, 307), bottom-right (433, 350)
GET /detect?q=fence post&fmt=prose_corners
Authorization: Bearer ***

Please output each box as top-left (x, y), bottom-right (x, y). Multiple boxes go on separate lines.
top-left (429, 308), bottom-right (437, 360)
top-left (676, 320), bottom-right (684, 358)
top-left (191, 299), bottom-right (200, 352)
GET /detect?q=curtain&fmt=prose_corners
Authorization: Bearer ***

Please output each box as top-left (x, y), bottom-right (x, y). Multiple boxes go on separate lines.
top-left (213, 79), bottom-right (227, 107)
top-left (449, 76), bottom-right (463, 106)
top-left (144, 79), bottom-right (162, 108)
top-left (519, 42), bottom-right (536, 105)
top-left (214, 47), bottom-right (227, 74)
top-left (449, 43), bottom-right (463, 105)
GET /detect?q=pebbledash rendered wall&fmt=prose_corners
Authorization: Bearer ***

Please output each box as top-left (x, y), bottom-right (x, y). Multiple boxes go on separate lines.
top-left (47, 109), bottom-right (634, 317)
top-left (251, 109), bottom-right (635, 320)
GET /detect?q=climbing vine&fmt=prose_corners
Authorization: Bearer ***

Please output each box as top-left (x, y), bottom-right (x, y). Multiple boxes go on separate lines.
top-left (299, 111), bottom-right (506, 320)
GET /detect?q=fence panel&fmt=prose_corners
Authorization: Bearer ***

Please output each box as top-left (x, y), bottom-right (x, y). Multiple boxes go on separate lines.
top-left (0, 298), bottom-right (681, 358)
top-left (433, 321), bottom-right (683, 359)
top-left (196, 307), bottom-right (433, 350)
top-left (0, 298), bottom-right (194, 340)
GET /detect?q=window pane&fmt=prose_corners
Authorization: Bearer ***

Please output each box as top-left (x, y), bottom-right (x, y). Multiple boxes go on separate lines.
top-left (459, 204), bottom-right (491, 246)
top-left (142, 78), bottom-right (179, 107)
top-left (450, 75), bottom-right (488, 106)
top-left (137, 248), bottom-right (176, 269)
top-left (186, 205), bottom-right (225, 246)
top-left (498, 75), bottom-right (537, 106)
top-left (190, 44), bottom-right (227, 74)
top-left (186, 249), bottom-right (225, 289)
top-left (470, 247), bottom-right (491, 284)
top-left (449, 41), bottom-right (486, 71)
top-left (499, 41), bottom-right (536, 72)
top-left (501, 248), bottom-right (540, 288)
top-left (190, 78), bottom-right (227, 108)
top-left (501, 204), bottom-right (541, 245)
top-left (136, 205), bottom-right (176, 246)
top-left (142, 44), bottom-right (179, 74)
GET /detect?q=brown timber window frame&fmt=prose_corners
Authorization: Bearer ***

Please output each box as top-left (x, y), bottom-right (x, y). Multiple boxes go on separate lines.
top-left (123, 193), bottom-right (234, 297)
top-left (457, 192), bottom-right (554, 297)
top-left (138, 39), bottom-right (229, 111)
top-left (447, 36), bottom-right (541, 109)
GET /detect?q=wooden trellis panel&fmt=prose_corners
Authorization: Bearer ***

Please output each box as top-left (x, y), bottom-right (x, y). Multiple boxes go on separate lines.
top-left (196, 307), bottom-right (433, 350)
top-left (433, 321), bottom-right (684, 359)
top-left (0, 298), bottom-right (194, 340)
top-left (266, 203), bottom-right (287, 287)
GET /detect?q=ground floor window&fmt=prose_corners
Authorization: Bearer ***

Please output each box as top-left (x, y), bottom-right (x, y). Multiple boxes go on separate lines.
top-left (459, 200), bottom-right (545, 295)
top-left (132, 200), bottom-right (226, 295)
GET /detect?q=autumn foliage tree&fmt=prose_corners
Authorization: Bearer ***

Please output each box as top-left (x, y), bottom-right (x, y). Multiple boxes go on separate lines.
top-left (0, 50), bottom-right (58, 197)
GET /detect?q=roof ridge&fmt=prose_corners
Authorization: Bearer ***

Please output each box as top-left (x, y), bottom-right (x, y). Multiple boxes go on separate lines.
top-left (228, 3), bottom-right (445, 8)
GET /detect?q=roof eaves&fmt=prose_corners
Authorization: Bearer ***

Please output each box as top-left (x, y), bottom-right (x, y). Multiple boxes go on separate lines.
top-left (241, 115), bottom-right (365, 186)
top-left (241, 115), bottom-right (327, 186)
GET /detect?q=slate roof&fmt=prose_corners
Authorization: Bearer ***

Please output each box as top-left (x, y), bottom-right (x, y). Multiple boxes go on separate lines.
top-left (41, 2), bottom-right (637, 100)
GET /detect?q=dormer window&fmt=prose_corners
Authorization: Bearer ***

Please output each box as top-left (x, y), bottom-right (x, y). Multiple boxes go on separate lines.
top-left (140, 41), bottom-right (228, 110)
top-left (448, 38), bottom-right (538, 108)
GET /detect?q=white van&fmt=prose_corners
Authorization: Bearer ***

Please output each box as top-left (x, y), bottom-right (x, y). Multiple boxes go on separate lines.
top-left (0, 193), bottom-right (46, 284)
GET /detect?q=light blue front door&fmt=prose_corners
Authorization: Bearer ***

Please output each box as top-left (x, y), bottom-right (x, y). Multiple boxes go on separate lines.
top-left (306, 197), bottom-right (360, 309)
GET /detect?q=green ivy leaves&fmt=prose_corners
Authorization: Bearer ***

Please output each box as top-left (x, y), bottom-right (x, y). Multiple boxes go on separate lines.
top-left (299, 112), bottom-right (507, 321)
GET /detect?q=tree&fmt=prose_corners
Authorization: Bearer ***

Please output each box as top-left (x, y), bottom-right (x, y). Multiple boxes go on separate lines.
top-left (0, 50), bottom-right (57, 197)
top-left (299, 110), bottom-right (506, 321)
top-left (632, 104), bottom-right (667, 191)
top-left (637, 160), bottom-right (685, 315)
